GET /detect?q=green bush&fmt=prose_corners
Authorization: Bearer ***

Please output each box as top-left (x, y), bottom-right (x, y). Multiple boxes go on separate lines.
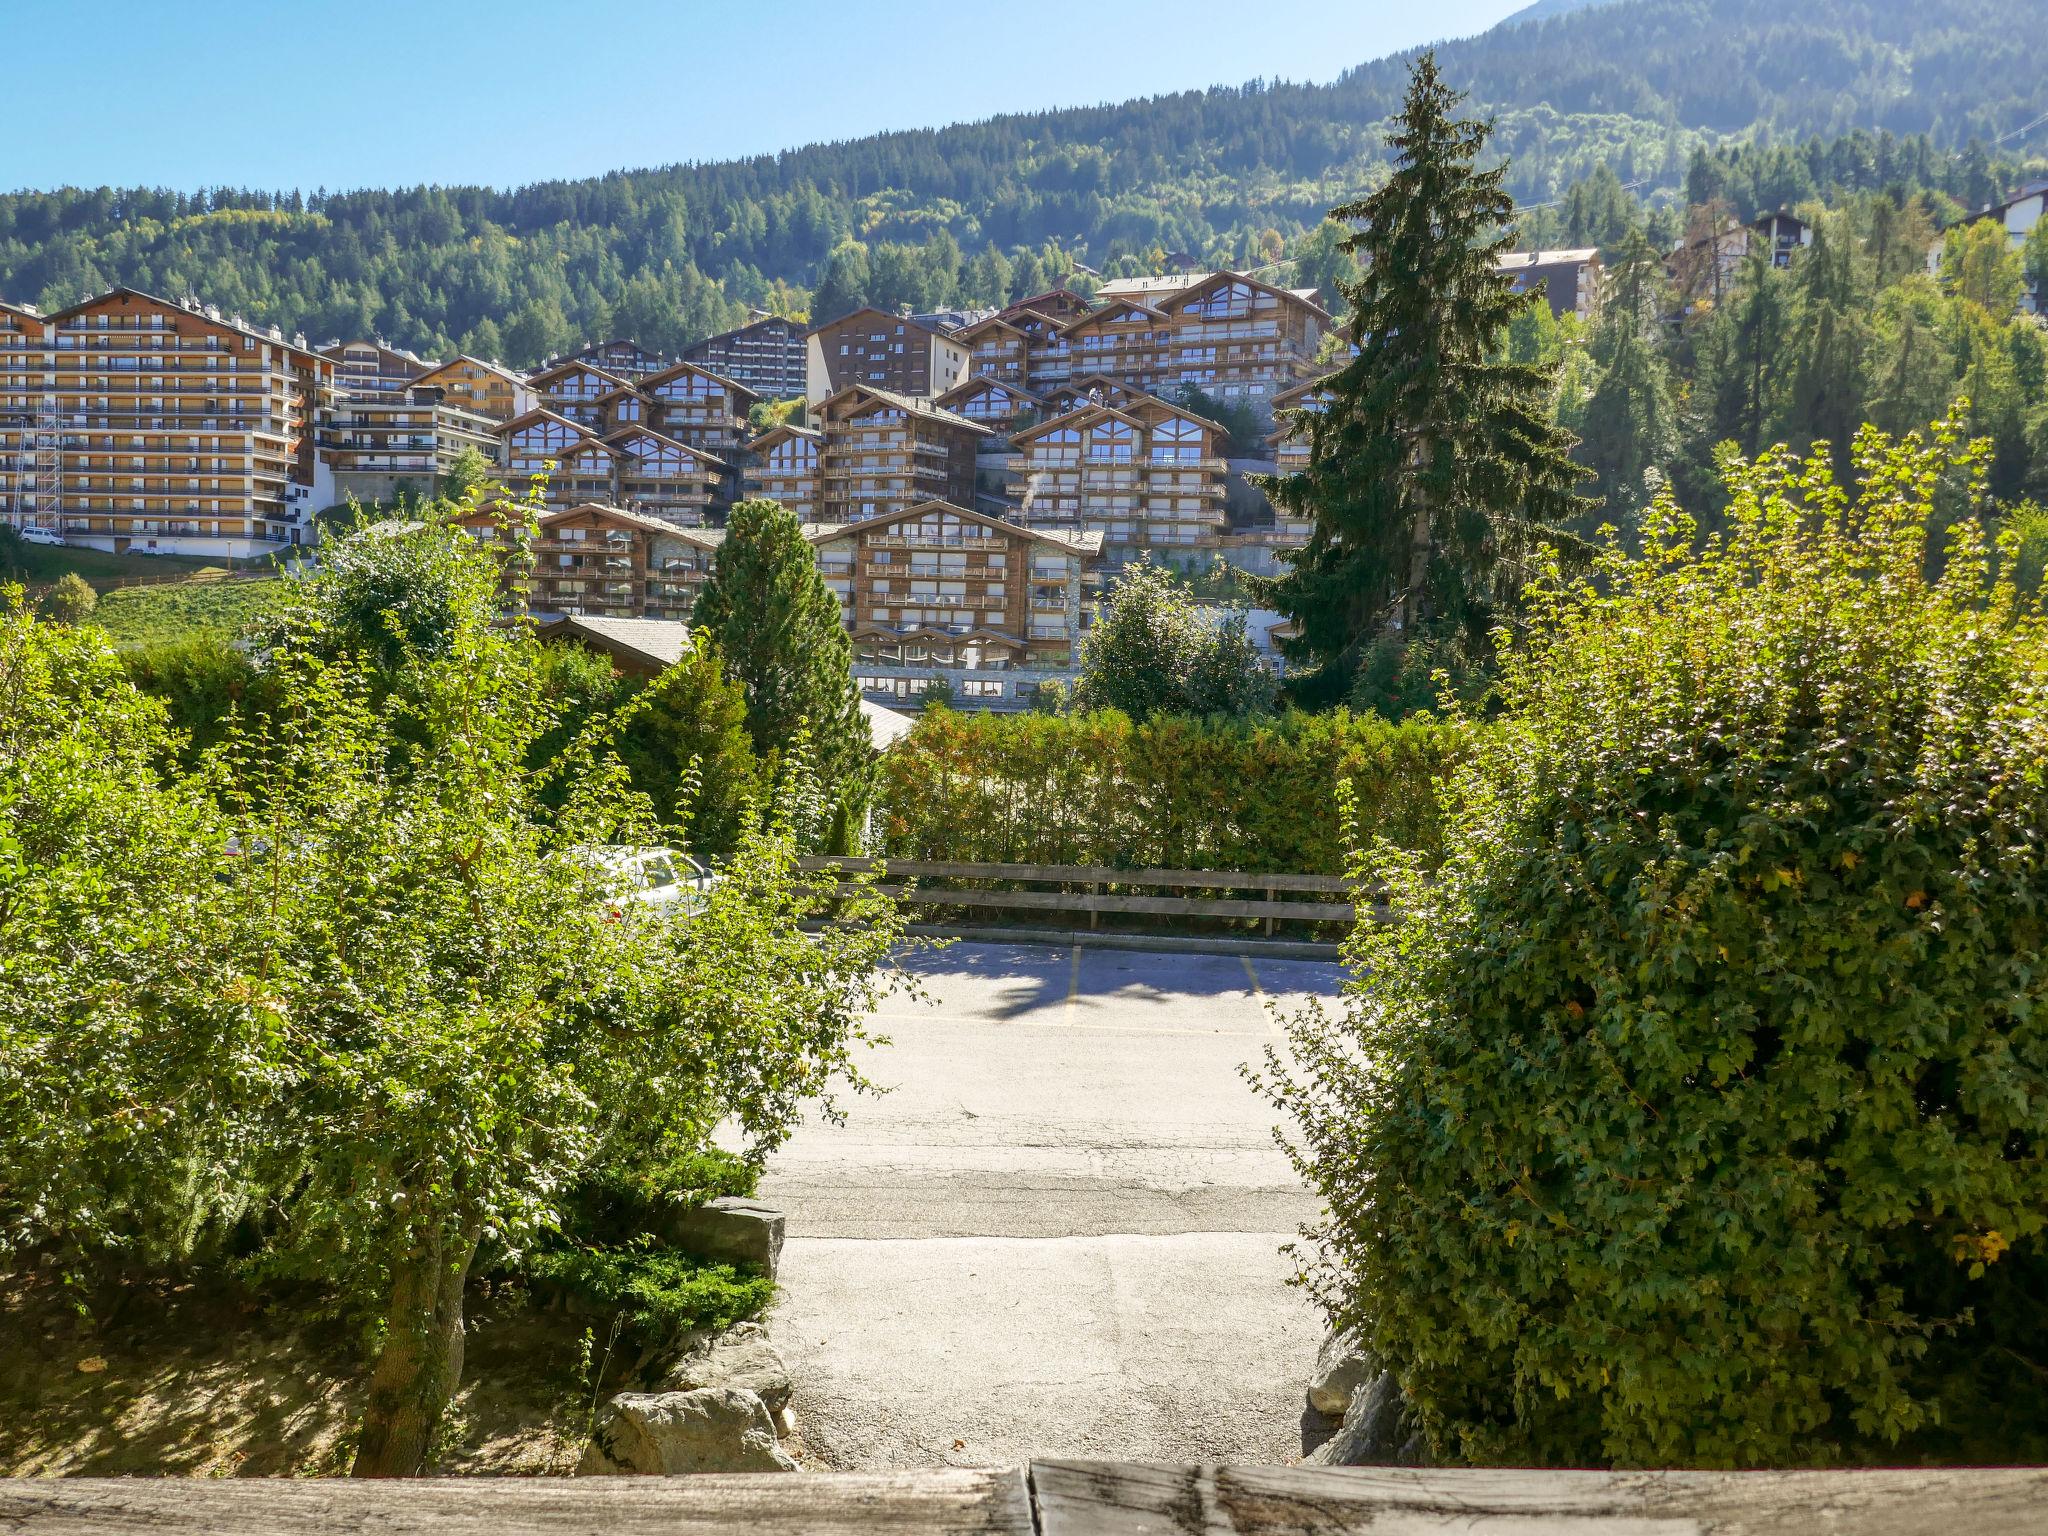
top-left (526, 1245), bottom-right (772, 1346)
top-left (881, 706), bottom-right (1464, 872)
top-left (1261, 420), bottom-right (2048, 1466)
top-left (557, 1147), bottom-right (761, 1250)
top-left (122, 634), bottom-right (278, 765)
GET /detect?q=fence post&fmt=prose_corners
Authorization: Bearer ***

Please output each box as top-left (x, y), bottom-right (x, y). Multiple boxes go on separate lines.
top-left (1264, 879), bottom-right (1275, 937)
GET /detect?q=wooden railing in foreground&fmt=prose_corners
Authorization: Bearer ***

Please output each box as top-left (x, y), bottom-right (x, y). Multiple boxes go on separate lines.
top-left (797, 857), bottom-right (1370, 933)
top-left (5, 1462), bottom-right (2043, 1533)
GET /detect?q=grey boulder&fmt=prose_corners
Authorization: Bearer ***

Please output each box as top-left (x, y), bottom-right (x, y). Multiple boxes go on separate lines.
top-left (577, 1386), bottom-right (797, 1475)
top-left (664, 1197), bottom-right (785, 1279)
top-left (663, 1321), bottom-right (792, 1416)
top-left (1308, 1329), bottom-right (1377, 1418)
top-left (1304, 1371), bottom-right (1430, 1467)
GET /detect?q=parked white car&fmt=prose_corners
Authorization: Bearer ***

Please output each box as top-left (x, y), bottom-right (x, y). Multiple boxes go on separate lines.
top-left (19, 527), bottom-right (65, 547)
top-left (577, 845), bottom-right (717, 916)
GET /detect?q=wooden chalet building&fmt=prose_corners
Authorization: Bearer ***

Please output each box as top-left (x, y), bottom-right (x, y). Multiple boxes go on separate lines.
top-left (745, 422), bottom-right (823, 522)
top-left (1005, 392), bottom-right (1229, 563)
top-left (410, 355), bottom-right (536, 421)
top-left (805, 307), bottom-right (972, 403)
top-left (637, 360), bottom-right (758, 458)
top-left (682, 313), bottom-right (807, 400)
top-left (812, 384), bottom-right (989, 525)
top-left (496, 407), bottom-right (725, 526)
top-left (958, 292), bottom-right (1091, 395)
top-left (321, 339), bottom-right (431, 398)
top-left (528, 358), bottom-right (632, 431)
top-left (455, 501), bottom-right (723, 623)
top-left (809, 499), bottom-right (1103, 710)
top-left (934, 376), bottom-right (1046, 434)
top-left (0, 287), bottom-right (334, 556)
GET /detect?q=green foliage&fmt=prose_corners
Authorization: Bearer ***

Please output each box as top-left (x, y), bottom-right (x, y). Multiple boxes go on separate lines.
top-left (692, 499), bottom-right (870, 825)
top-left (1073, 559), bottom-right (1274, 719)
top-left (0, 520), bottom-right (912, 1474)
top-left (1258, 417), bottom-right (2048, 1467)
top-left (555, 1147), bottom-right (759, 1253)
top-left (121, 634), bottom-right (278, 766)
top-left (438, 444), bottom-right (493, 506)
top-left (1569, 228), bottom-right (1677, 526)
top-left (526, 1247), bottom-right (772, 1347)
top-left (880, 706), bottom-right (1463, 872)
top-left (613, 634), bottom-right (764, 858)
top-left (1261, 54), bottom-right (1592, 707)
top-left (39, 572), bottom-right (96, 625)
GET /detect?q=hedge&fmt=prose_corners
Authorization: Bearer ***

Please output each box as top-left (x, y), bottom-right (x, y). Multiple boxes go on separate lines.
top-left (878, 706), bottom-right (1466, 873)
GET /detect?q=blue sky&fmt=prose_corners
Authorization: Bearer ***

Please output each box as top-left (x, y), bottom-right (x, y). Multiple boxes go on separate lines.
top-left (0, 0), bottom-right (1529, 194)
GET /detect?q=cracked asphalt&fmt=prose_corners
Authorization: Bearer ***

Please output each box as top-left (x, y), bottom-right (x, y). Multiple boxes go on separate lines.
top-left (758, 939), bottom-right (1347, 1469)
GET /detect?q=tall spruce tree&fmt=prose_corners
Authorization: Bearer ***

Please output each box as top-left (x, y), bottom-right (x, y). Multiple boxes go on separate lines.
top-left (1261, 53), bottom-right (1591, 707)
top-left (691, 499), bottom-right (869, 815)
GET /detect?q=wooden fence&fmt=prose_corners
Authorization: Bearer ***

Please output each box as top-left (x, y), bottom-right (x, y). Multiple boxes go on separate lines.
top-left (797, 857), bottom-right (1375, 934)
top-left (4, 1463), bottom-right (2041, 1533)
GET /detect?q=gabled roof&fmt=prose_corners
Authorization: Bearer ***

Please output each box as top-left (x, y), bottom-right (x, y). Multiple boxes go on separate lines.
top-left (816, 383), bottom-right (992, 436)
top-left (1154, 270), bottom-right (1333, 324)
top-left (639, 358), bottom-right (762, 402)
top-left (1008, 395), bottom-right (1228, 446)
top-left (861, 699), bottom-right (917, 750)
top-left (806, 305), bottom-right (952, 344)
top-left (1003, 288), bottom-right (1093, 319)
top-left (933, 375), bottom-right (1044, 410)
top-left (603, 424), bottom-right (726, 468)
top-left (955, 313), bottom-right (1032, 343)
top-left (536, 614), bottom-right (693, 669)
top-left (744, 421), bottom-right (822, 455)
top-left (417, 354), bottom-right (529, 390)
top-left (47, 286), bottom-right (326, 365)
top-left (321, 337), bottom-right (431, 368)
top-left (1269, 372), bottom-right (1339, 411)
top-left (498, 406), bottom-right (592, 439)
top-left (1495, 248), bottom-right (1600, 272)
top-left (538, 502), bottom-right (692, 538)
top-left (528, 358), bottom-right (632, 393)
top-left (1059, 300), bottom-right (1168, 336)
top-left (805, 498), bottom-right (1102, 556)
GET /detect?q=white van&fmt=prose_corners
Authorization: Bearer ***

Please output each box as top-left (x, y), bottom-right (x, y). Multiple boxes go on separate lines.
top-left (19, 528), bottom-right (65, 547)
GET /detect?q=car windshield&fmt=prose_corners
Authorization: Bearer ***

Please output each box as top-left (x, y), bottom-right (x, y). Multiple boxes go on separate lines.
top-left (637, 855), bottom-right (679, 890)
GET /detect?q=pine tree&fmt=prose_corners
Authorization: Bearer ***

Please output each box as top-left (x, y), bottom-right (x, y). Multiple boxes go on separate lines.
top-left (690, 499), bottom-right (870, 816)
top-left (1260, 53), bottom-right (1592, 706)
top-left (1574, 228), bottom-right (1678, 524)
top-left (1701, 246), bottom-right (1789, 459)
top-left (1778, 211), bottom-right (1869, 474)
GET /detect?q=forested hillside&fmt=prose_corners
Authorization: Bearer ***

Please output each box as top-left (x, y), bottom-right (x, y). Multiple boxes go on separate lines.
top-left (0, 0), bottom-right (2038, 364)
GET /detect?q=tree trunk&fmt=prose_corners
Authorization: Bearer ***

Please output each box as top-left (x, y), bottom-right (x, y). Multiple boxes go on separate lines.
top-left (1396, 436), bottom-right (1435, 636)
top-left (351, 1220), bottom-right (480, 1478)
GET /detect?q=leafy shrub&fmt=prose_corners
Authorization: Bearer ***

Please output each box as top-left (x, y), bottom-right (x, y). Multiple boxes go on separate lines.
top-left (526, 1246), bottom-right (772, 1346)
top-left (122, 634), bottom-right (278, 765)
top-left (1260, 421), bottom-right (2048, 1466)
top-left (40, 572), bottom-right (97, 625)
top-left (557, 1147), bottom-right (761, 1249)
top-left (881, 706), bottom-right (1464, 872)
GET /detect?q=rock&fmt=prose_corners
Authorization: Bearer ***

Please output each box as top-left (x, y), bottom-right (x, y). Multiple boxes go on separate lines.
top-left (663, 1321), bottom-right (792, 1416)
top-left (577, 1386), bottom-right (797, 1475)
top-left (1308, 1330), bottom-right (1376, 1418)
top-left (663, 1198), bottom-right (785, 1279)
top-left (1304, 1371), bottom-right (1430, 1467)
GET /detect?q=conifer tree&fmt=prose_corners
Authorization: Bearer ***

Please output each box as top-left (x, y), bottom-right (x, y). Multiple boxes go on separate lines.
top-left (1261, 53), bottom-right (1592, 706)
top-left (691, 498), bottom-right (869, 812)
top-left (1778, 211), bottom-right (1869, 473)
top-left (1574, 228), bottom-right (1678, 523)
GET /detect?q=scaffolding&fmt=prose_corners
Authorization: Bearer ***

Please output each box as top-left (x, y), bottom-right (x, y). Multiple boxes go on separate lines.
top-left (7, 393), bottom-right (60, 529)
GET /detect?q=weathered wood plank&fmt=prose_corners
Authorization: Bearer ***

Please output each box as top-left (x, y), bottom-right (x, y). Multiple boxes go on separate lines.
top-left (0, 1469), bottom-right (1035, 1535)
top-left (865, 885), bottom-right (1359, 923)
top-left (1028, 1461), bottom-right (2048, 1536)
top-left (796, 858), bottom-right (1352, 894)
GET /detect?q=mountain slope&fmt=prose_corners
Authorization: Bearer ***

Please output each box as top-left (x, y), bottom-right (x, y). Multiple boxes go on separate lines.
top-left (0, 0), bottom-right (2037, 363)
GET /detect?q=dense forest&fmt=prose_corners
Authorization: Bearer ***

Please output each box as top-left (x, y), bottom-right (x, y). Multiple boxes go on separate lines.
top-left (0, 0), bottom-right (2039, 364)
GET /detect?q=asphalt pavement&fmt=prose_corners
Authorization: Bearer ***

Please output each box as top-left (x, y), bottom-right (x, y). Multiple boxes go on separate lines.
top-left (759, 939), bottom-right (1348, 1470)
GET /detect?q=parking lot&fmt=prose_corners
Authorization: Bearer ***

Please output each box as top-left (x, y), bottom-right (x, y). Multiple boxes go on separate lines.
top-left (760, 939), bottom-right (1347, 1470)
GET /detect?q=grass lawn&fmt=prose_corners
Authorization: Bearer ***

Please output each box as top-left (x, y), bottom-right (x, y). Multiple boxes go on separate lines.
top-left (6, 544), bottom-right (238, 588)
top-left (91, 578), bottom-right (293, 648)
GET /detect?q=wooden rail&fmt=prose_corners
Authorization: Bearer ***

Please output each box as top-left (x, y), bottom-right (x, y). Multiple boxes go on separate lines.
top-left (4, 1464), bottom-right (2042, 1533)
top-left (797, 858), bottom-right (1369, 933)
